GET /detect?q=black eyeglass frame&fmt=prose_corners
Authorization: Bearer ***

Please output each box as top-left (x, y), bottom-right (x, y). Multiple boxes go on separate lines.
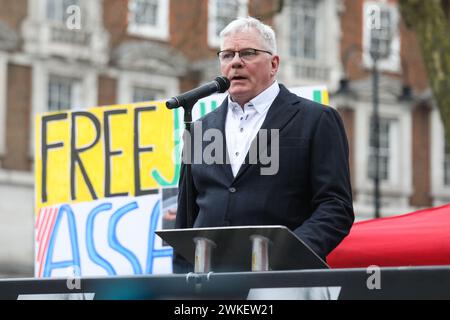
top-left (217, 48), bottom-right (273, 61)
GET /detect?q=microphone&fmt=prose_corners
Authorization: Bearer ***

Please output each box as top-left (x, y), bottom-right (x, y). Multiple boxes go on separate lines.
top-left (166, 76), bottom-right (230, 109)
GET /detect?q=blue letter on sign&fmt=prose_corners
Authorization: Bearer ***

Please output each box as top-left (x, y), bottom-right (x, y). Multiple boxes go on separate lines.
top-left (86, 202), bottom-right (116, 275)
top-left (146, 200), bottom-right (173, 273)
top-left (108, 202), bottom-right (142, 274)
top-left (44, 205), bottom-right (81, 277)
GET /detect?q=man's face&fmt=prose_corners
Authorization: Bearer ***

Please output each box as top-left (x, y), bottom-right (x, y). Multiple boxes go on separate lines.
top-left (220, 30), bottom-right (279, 106)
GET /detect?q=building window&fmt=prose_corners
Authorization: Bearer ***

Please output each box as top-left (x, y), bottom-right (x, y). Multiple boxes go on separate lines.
top-left (0, 54), bottom-right (6, 157)
top-left (208, 0), bottom-right (248, 47)
top-left (368, 118), bottom-right (392, 181)
top-left (22, 0), bottom-right (108, 63)
top-left (30, 61), bottom-right (97, 157)
top-left (46, 0), bottom-right (80, 23)
top-left (131, 0), bottom-right (158, 26)
top-left (48, 75), bottom-right (81, 111)
top-left (369, 6), bottom-right (393, 58)
top-left (363, 1), bottom-right (400, 72)
top-left (132, 87), bottom-right (163, 103)
top-left (118, 72), bottom-right (179, 106)
top-left (445, 143), bottom-right (450, 186)
top-left (289, 0), bottom-right (318, 59)
top-left (128, 0), bottom-right (169, 40)
top-left (430, 109), bottom-right (450, 205)
top-left (45, 0), bottom-right (90, 45)
top-left (278, 0), bottom-right (338, 84)
top-left (214, 0), bottom-right (241, 38)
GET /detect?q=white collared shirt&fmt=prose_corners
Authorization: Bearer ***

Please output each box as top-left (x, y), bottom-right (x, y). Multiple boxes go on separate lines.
top-left (225, 81), bottom-right (280, 177)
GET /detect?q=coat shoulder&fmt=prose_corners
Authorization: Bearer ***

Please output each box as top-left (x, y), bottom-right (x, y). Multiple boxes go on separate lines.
top-left (280, 85), bottom-right (330, 116)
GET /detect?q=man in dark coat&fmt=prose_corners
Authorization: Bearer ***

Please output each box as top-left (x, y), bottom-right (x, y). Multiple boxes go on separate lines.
top-left (173, 16), bottom-right (354, 273)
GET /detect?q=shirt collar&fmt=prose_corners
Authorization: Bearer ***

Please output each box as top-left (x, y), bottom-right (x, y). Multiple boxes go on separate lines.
top-left (228, 80), bottom-right (280, 115)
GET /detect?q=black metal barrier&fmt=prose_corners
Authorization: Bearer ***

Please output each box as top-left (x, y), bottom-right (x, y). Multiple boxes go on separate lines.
top-left (1, 266), bottom-right (450, 300)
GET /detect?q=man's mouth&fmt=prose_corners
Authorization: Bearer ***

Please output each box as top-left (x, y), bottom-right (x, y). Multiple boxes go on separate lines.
top-left (231, 75), bottom-right (247, 81)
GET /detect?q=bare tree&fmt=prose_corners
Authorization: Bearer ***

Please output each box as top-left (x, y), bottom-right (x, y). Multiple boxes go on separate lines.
top-left (399, 0), bottom-right (450, 145)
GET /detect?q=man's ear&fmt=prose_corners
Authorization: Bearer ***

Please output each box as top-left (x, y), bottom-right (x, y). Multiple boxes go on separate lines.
top-left (271, 55), bottom-right (280, 73)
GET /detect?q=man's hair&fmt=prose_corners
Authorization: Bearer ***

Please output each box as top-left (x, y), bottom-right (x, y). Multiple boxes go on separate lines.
top-left (219, 17), bottom-right (277, 54)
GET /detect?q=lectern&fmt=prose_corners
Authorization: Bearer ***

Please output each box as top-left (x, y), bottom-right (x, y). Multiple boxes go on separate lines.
top-left (156, 225), bottom-right (329, 273)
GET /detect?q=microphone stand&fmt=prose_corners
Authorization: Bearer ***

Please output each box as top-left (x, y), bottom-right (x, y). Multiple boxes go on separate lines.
top-left (167, 77), bottom-right (229, 229)
top-left (181, 100), bottom-right (196, 228)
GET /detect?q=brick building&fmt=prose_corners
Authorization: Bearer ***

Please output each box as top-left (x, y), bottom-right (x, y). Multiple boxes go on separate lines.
top-left (0, 0), bottom-right (447, 276)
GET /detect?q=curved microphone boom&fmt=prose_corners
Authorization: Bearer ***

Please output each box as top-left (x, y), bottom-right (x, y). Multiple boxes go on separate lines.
top-left (165, 76), bottom-right (230, 109)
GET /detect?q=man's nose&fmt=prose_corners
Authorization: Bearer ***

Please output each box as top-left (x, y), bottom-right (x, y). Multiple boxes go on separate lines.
top-left (231, 52), bottom-right (244, 68)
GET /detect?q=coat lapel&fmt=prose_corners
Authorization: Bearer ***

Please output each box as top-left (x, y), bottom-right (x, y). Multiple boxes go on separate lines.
top-left (208, 98), bottom-right (234, 182)
top-left (233, 85), bottom-right (301, 181)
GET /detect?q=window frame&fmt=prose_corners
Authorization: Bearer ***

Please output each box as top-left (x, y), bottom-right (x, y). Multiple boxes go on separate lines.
top-left (444, 143), bottom-right (450, 187)
top-left (430, 108), bottom-right (450, 204)
top-left (0, 53), bottom-right (7, 160)
top-left (288, 0), bottom-right (319, 60)
top-left (29, 60), bottom-right (97, 158)
top-left (46, 0), bottom-right (81, 24)
top-left (207, 0), bottom-right (248, 48)
top-left (127, 0), bottom-right (170, 40)
top-left (118, 71), bottom-right (179, 105)
top-left (275, 0), bottom-right (341, 90)
top-left (47, 74), bottom-right (82, 112)
top-left (132, 86), bottom-right (165, 103)
top-left (362, 1), bottom-right (401, 73)
top-left (22, 0), bottom-right (108, 64)
top-left (367, 117), bottom-right (397, 182)
top-left (353, 99), bottom-right (412, 217)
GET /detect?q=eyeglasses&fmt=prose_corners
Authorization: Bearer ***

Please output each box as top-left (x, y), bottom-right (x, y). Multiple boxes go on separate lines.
top-left (217, 48), bottom-right (272, 63)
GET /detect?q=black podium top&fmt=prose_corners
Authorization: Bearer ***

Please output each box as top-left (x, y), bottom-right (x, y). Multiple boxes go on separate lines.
top-left (156, 225), bottom-right (329, 272)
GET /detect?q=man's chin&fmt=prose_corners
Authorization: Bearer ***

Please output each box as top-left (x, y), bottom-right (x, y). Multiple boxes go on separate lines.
top-left (229, 87), bottom-right (251, 98)
top-left (229, 93), bottom-right (252, 106)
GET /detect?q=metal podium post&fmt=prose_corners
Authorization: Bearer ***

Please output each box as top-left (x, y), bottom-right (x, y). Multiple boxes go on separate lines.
top-left (194, 237), bottom-right (216, 273)
top-left (250, 235), bottom-right (270, 271)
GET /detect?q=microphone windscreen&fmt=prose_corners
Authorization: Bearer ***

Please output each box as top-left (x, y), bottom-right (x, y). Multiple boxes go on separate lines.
top-left (215, 76), bottom-right (230, 93)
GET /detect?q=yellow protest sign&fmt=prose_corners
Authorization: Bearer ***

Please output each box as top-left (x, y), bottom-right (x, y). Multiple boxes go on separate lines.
top-left (35, 101), bottom-right (176, 211)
